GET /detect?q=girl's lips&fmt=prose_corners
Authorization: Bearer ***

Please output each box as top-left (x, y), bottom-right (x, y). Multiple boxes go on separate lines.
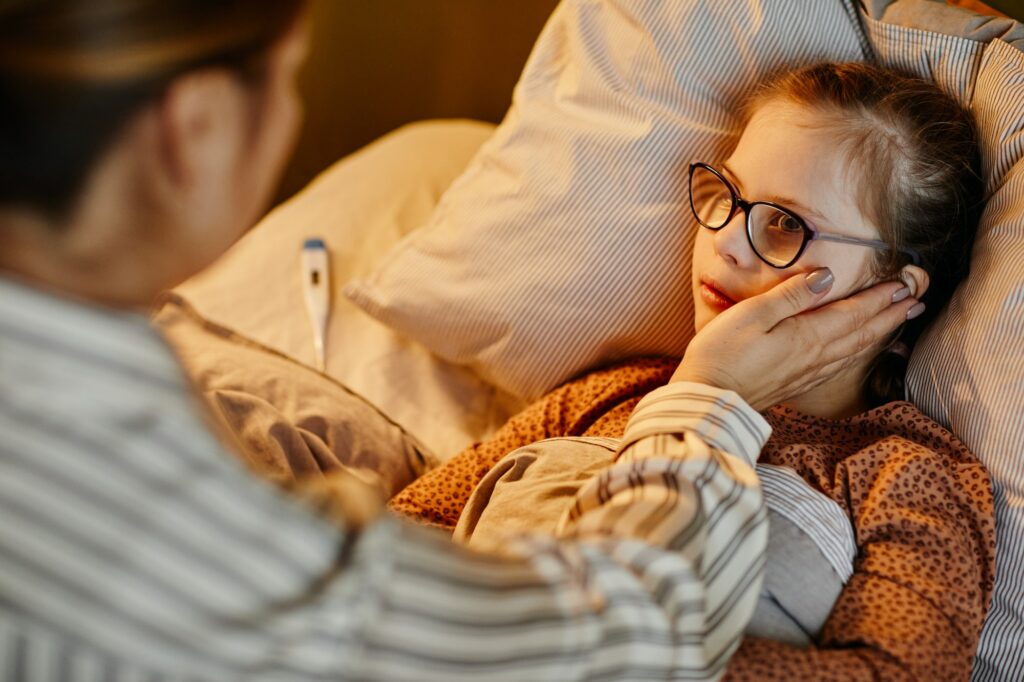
top-left (700, 282), bottom-right (736, 310)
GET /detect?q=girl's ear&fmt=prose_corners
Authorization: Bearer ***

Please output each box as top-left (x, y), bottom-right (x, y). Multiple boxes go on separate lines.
top-left (900, 264), bottom-right (930, 299)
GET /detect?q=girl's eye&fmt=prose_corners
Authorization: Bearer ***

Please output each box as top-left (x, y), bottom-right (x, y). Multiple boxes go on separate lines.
top-left (769, 212), bottom-right (803, 233)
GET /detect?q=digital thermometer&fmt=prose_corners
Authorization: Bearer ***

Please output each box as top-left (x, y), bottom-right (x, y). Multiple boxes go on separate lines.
top-left (301, 238), bottom-right (330, 372)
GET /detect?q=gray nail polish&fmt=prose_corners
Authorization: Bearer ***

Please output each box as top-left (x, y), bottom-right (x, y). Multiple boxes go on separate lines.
top-left (806, 268), bottom-right (834, 294)
top-left (906, 302), bottom-right (926, 320)
top-left (892, 287), bottom-right (911, 303)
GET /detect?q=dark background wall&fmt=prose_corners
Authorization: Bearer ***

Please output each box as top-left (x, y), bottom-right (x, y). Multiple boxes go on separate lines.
top-left (278, 0), bottom-right (559, 202)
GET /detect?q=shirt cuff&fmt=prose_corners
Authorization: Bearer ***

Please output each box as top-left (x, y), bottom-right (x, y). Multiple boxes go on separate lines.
top-left (619, 382), bottom-right (771, 467)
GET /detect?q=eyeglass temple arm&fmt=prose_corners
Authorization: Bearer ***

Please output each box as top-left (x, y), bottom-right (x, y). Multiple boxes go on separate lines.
top-left (812, 233), bottom-right (922, 266)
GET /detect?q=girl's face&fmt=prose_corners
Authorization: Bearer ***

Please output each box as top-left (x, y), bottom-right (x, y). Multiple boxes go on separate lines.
top-left (691, 100), bottom-right (882, 332)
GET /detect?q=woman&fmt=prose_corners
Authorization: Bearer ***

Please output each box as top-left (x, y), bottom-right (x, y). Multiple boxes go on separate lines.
top-left (390, 63), bottom-right (995, 681)
top-left (0, 3), bottom-right (921, 680)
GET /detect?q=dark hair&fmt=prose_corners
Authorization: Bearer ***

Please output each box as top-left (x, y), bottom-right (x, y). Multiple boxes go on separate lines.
top-left (746, 62), bottom-right (985, 406)
top-left (0, 0), bottom-right (306, 218)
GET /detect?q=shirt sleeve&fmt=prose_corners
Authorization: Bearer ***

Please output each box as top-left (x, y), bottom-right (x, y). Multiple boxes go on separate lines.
top-left (1, 382), bottom-right (770, 682)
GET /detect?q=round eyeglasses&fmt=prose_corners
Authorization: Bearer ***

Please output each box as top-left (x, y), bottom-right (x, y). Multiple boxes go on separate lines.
top-left (687, 162), bottom-right (920, 269)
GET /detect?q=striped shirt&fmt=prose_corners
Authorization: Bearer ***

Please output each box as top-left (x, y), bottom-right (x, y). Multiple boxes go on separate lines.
top-left (0, 277), bottom-right (768, 681)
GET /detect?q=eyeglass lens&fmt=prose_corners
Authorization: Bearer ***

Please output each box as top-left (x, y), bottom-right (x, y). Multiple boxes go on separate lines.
top-left (689, 165), bottom-right (806, 268)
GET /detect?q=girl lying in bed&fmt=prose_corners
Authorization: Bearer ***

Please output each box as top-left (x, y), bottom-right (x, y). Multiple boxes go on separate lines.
top-left (390, 62), bottom-right (996, 681)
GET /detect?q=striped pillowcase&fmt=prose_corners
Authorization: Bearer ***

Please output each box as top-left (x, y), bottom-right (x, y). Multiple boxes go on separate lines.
top-left (344, 0), bottom-right (868, 400)
top-left (863, 4), bottom-right (1024, 680)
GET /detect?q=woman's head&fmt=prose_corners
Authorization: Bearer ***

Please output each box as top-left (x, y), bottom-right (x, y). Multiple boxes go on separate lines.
top-left (0, 0), bottom-right (308, 303)
top-left (690, 61), bottom-right (984, 404)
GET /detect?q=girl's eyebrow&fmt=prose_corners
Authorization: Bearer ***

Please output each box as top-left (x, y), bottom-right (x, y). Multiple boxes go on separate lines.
top-left (722, 161), bottom-right (833, 227)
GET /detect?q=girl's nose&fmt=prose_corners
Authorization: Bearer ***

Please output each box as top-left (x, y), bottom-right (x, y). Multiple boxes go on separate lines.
top-left (712, 209), bottom-right (759, 268)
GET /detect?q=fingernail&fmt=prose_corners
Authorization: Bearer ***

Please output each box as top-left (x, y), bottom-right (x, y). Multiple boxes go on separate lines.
top-left (892, 287), bottom-right (911, 303)
top-left (906, 302), bottom-right (926, 320)
top-left (806, 268), bottom-right (834, 294)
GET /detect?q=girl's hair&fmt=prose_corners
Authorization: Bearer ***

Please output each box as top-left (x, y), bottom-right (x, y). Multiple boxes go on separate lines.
top-left (745, 62), bottom-right (985, 406)
top-left (0, 0), bottom-right (306, 218)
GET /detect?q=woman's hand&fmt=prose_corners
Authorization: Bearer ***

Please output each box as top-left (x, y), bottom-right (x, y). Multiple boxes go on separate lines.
top-left (672, 268), bottom-right (922, 411)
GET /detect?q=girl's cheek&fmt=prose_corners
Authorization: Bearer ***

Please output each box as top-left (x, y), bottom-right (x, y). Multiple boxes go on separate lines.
top-left (826, 268), bottom-right (879, 304)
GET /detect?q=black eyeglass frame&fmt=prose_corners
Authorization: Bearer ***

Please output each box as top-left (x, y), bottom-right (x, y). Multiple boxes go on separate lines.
top-left (687, 162), bottom-right (922, 269)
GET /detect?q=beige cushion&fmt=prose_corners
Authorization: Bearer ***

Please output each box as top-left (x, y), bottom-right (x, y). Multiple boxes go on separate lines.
top-left (344, 0), bottom-right (868, 400)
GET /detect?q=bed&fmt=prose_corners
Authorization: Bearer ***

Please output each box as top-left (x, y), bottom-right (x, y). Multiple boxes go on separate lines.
top-left (156, 1), bottom-right (1024, 679)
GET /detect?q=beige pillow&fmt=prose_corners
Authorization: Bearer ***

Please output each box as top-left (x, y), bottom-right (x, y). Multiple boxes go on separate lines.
top-left (344, 0), bottom-right (869, 400)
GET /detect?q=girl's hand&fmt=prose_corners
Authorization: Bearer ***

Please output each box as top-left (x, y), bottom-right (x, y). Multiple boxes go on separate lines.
top-left (671, 269), bottom-right (921, 411)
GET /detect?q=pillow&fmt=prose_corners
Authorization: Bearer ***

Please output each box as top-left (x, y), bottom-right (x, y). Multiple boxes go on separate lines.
top-left (344, 0), bottom-right (869, 400)
top-left (171, 120), bottom-right (523, 459)
top-left (859, 2), bottom-right (1024, 679)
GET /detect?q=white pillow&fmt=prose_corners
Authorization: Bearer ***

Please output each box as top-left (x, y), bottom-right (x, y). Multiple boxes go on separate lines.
top-left (344, 0), bottom-right (868, 400)
top-left (173, 120), bottom-right (523, 460)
